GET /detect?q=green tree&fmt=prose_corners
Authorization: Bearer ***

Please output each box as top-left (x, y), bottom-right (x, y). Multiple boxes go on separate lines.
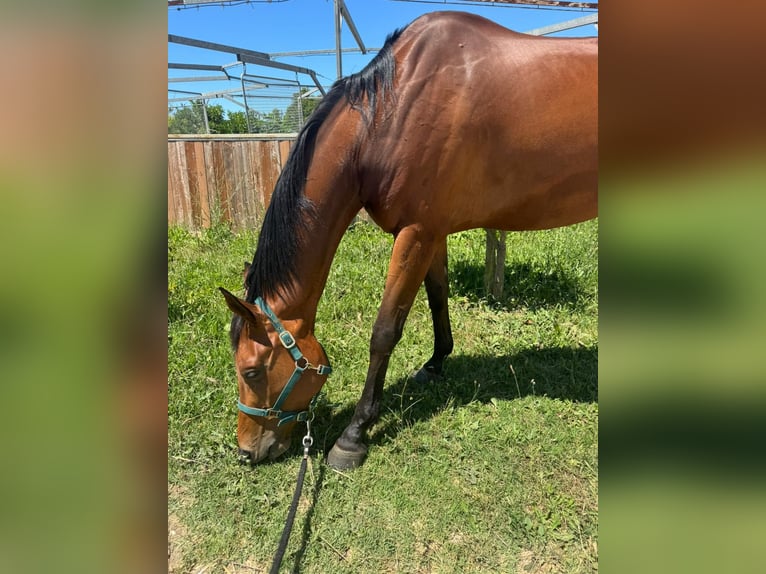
top-left (205, 104), bottom-right (227, 134)
top-left (168, 98), bottom-right (319, 135)
top-left (248, 109), bottom-right (283, 134)
top-left (226, 110), bottom-right (249, 134)
top-left (283, 88), bottom-right (322, 132)
top-left (168, 101), bottom-right (206, 134)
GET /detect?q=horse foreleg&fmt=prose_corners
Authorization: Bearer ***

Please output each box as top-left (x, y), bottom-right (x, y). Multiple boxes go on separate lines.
top-left (327, 226), bottom-right (437, 469)
top-left (413, 238), bottom-right (453, 382)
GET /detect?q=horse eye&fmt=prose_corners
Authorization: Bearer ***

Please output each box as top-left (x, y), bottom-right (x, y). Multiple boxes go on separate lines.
top-left (243, 368), bottom-right (263, 381)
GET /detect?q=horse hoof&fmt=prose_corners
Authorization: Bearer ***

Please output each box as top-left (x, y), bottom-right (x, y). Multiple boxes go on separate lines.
top-left (327, 442), bottom-right (367, 470)
top-left (412, 367), bottom-right (441, 384)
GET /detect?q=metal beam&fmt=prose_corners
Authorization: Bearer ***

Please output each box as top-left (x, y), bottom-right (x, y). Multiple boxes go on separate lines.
top-left (169, 0), bottom-right (290, 6)
top-left (169, 0), bottom-right (225, 5)
top-left (389, 0), bottom-right (598, 9)
top-left (168, 63), bottom-right (223, 72)
top-left (237, 54), bottom-right (313, 78)
top-left (201, 100), bottom-right (210, 134)
top-left (168, 34), bottom-right (272, 61)
top-left (169, 76), bottom-right (268, 89)
top-left (524, 13), bottom-right (598, 36)
top-left (241, 73), bottom-right (291, 85)
top-left (169, 34), bottom-right (327, 96)
top-left (270, 47), bottom-right (381, 58)
top-left (300, 88), bottom-right (322, 99)
top-left (169, 84), bottom-right (268, 104)
top-left (479, 0), bottom-right (597, 8)
top-left (307, 71), bottom-right (327, 96)
top-left (222, 94), bottom-right (246, 109)
top-left (237, 54), bottom-right (326, 95)
top-left (168, 88), bottom-right (201, 97)
top-left (169, 0), bottom-right (222, 5)
top-left (211, 85), bottom-right (267, 97)
top-left (334, 0), bottom-right (342, 79)
top-left (339, 0), bottom-right (367, 54)
top-left (168, 95), bottom-right (201, 103)
top-left (168, 75), bottom-right (231, 83)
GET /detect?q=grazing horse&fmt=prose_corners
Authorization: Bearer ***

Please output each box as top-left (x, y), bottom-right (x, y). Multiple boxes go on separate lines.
top-left (219, 11), bottom-right (597, 469)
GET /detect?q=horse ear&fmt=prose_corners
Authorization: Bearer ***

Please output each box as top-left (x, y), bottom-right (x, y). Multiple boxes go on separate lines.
top-left (218, 287), bottom-right (271, 347)
top-left (219, 287), bottom-right (259, 323)
top-left (242, 261), bottom-right (251, 284)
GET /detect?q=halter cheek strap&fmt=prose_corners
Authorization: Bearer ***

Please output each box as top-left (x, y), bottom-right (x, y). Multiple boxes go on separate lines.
top-left (237, 297), bottom-right (332, 427)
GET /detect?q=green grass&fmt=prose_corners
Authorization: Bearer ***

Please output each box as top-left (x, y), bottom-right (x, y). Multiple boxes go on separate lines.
top-left (168, 219), bottom-right (598, 573)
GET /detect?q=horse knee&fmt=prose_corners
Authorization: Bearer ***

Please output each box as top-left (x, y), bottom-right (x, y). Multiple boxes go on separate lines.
top-left (369, 322), bottom-right (402, 357)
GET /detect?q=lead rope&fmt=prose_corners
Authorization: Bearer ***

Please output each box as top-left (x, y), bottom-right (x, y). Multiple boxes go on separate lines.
top-left (269, 418), bottom-right (314, 574)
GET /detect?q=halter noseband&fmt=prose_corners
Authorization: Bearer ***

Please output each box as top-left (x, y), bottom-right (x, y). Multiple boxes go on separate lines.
top-left (236, 297), bottom-right (332, 427)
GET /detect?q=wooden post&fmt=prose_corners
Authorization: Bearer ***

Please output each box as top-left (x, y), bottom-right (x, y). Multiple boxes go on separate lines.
top-left (484, 229), bottom-right (507, 300)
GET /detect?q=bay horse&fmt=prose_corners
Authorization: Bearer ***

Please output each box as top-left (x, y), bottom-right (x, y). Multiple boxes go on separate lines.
top-left (219, 11), bottom-right (597, 469)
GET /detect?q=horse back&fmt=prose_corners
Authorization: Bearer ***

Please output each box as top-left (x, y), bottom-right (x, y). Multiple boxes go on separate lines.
top-left (356, 12), bottom-right (598, 234)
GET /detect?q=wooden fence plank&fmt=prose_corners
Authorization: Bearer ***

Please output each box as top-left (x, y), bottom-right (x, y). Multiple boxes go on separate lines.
top-left (260, 140), bottom-right (280, 209)
top-left (168, 141), bottom-right (191, 227)
top-left (211, 142), bottom-right (232, 224)
top-left (167, 155), bottom-right (175, 225)
top-left (222, 141), bottom-right (240, 228)
top-left (279, 139), bottom-right (292, 169)
top-left (167, 142), bottom-right (180, 226)
top-left (237, 140), bottom-right (256, 229)
top-left (203, 141), bottom-right (217, 223)
top-left (184, 141), bottom-right (202, 227)
top-left (241, 140), bottom-right (259, 229)
top-left (251, 140), bottom-right (266, 210)
top-left (168, 136), bottom-right (296, 231)
top-left (193, 141), bottom-right (211, 228)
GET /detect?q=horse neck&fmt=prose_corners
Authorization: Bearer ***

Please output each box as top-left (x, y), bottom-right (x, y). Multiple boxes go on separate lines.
top-left (270, 160), bottom-right (362, 336)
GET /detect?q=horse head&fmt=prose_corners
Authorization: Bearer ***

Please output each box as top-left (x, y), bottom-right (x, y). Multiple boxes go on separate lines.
top-left (219, 287), bottom-right (331, 464)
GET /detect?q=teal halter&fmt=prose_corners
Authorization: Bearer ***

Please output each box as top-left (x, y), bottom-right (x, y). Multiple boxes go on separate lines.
top-left (237, 297), bottom-right (332, 427)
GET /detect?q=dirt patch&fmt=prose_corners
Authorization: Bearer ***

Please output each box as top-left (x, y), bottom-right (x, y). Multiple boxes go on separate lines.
top-left (220, 559), bottom-right (267, 573)
top-left (168, 510), bottom-right (188, 573)
top-left (515, 548), bottom-right (559, 574)
top-left (168, 484), bottom-right (193, 573)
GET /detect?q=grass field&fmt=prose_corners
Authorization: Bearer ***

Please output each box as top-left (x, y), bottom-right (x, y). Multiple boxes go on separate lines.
top-left (168, 218), bottom-right (598, 573)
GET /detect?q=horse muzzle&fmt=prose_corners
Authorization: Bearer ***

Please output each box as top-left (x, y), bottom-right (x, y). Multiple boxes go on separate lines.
top-left (238, 430), bottom-right (291, 464)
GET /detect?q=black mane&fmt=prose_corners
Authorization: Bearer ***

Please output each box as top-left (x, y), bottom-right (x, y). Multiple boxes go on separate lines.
top-left (230, 25), bottom-right (408, 348)
top-left (244, 25), bottom-right (407, 304)
top-left (344, 26), bottom-right (405, 124)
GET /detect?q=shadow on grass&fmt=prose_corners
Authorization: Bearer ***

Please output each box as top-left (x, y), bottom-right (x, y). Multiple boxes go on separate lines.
top-left (450, 260), bottom-right (586, 310)
top-left (291, 463), bottom-right (326, 572)
top-left (313, 345), bottom-right (597, 457)
top-left (284, 346), bottom-right (596, 572)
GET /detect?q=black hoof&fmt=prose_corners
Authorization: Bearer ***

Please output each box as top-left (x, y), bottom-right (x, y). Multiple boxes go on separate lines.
top-left (412, 366), bottom-right (442, 384)
top-left (327, 442), bottom-right (367, 470)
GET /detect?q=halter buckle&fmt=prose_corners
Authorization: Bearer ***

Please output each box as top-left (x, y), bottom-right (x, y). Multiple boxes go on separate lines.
top-left (278, 331), bottom-right (296, 349)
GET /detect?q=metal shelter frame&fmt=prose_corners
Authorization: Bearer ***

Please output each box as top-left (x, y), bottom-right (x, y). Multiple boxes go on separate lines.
top-left (168, 34), bottom-right (326, 96)
top-left (168, 0), bottom-right (597, 133)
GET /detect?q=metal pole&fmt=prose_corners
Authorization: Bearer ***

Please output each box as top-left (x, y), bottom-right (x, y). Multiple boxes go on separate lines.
top-left (338, 0), bottom-right (367, 54)
top-left (241, 64), bottom-right (252, 133)
top-left (295, 73), bottom-right (304, 130)
top-left (334, 0), bottom-right (342, 79)
top-left (524, 13), bottom-right (599, 36)
top-left (201, 99), bottom-right (210, 134)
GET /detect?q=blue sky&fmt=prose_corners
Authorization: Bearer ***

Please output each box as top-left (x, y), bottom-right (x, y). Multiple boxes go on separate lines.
top-left (168, 0), bottom-right (597, 113)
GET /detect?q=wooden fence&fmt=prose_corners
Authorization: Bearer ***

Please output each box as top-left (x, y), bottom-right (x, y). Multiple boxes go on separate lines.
top-left (168, 134), bottom-right (297, 230)
top-left (168, 134), bottom-right (506, 295)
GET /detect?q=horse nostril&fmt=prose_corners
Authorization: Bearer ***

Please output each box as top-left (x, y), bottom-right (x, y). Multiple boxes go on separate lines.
top-left (238, 448), bottom-right (253, 465)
